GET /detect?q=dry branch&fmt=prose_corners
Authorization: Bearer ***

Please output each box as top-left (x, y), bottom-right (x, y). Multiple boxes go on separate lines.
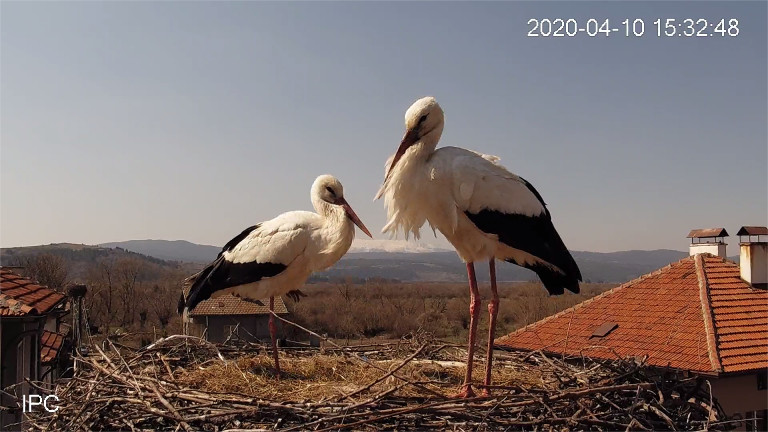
top-left (15, 331), bottom-right (734, 431)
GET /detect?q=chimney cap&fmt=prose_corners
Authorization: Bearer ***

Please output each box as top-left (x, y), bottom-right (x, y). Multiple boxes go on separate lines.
top-left (687, 228), bottom-right (728, 239)
top-left (736, 226), bottom-right (768, 236)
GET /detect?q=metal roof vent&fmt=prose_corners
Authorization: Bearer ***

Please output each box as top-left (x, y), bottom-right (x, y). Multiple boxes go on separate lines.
top-left (687, 228), bottom-right (728, 258)
top-left (590, 322), bottom-right (618, 338)
top-left (737, 226), bottom-right (767, 289)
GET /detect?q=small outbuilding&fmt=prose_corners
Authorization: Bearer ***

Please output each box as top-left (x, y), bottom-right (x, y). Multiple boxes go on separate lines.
top-left (183, 294), bottom-right (288, 344)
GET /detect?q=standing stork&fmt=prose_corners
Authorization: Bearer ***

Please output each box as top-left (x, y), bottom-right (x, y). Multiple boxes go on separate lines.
top-left (179, 174), bottom-right (372, 378)
top-left (375, 97), bottom-right (581, 397)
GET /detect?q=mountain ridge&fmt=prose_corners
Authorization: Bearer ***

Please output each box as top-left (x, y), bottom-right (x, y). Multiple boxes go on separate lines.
top-left (94, 239), bottom-right (699, 283)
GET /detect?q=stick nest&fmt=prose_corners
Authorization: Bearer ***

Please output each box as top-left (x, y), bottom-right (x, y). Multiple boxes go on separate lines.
top-left (20, 331), bottom-right (733, 431)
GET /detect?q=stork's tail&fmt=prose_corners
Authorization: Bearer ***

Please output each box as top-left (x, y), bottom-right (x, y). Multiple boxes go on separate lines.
top-left (530, 259), bottom-right (582, 296)
top-left (177, 259), bottom-right (219, 315)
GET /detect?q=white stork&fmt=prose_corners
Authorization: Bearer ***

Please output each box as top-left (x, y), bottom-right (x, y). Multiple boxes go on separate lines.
top-left (179, 174), bottom-right (372, 378)
top-left (375, 97), bottom-right (581, 397)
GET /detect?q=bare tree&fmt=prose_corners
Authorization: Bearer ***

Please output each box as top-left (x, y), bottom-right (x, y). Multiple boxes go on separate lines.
top-left (116, 258), bottom-right (143, 327)
top-left (150, 282), bottom-right (177, 330)
top-left (87, 259), bottom-right (117, 333)
top-left (13, 253), bottom-right (68, 289)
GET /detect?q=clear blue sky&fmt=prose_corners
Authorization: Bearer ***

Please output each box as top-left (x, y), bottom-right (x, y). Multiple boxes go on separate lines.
top-left (1, 1), bottom-right (766, 254)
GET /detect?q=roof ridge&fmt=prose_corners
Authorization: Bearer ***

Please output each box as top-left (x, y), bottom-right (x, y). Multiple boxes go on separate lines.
top-left (702, 253), bottom-right (738, 266)
top-left (505, 255), bottom-right (696, 337)
top-left (695, 253), bottom-right (723, 373)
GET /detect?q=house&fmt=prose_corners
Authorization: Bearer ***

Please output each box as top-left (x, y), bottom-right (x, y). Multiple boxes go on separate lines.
top-left (183, 294), bottom-right (289, 344)
top-left (0, 268), bottom-right (70, 431)
top-left (495, 227), bottom-right (768, 431)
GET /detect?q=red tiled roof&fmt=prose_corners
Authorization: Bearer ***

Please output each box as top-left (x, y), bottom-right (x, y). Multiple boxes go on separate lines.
top-left (41, 330), bottom-right (65, 364)
top-left (189, 294), bottom-right (288, 316)
top-left (495, 254), bottom-right (768, 375)
top-left (0, 268), bottom-right (66, 316)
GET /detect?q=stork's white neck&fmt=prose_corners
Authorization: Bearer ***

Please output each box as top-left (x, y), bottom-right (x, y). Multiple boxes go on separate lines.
top-left (419, 123), bottom-right (444, 155)
top-left (311, 199), bottom-right (349, 229)
top-left (311, 200), bottom-right (355, 266)
top-left (400, 126), bottom-right (444, 168)
top-left (312, 199), bottom-right (333, 219)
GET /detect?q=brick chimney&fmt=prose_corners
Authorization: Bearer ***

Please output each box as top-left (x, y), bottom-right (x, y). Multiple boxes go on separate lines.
top-left (687, 228), bottom-right (728, 258)
top-left (737, 226), bottom-right (767, 289)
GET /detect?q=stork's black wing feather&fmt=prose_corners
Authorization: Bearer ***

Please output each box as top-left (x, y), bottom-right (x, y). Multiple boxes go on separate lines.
top-left (466, 209), bottom-right (581, 294)
top-left (465, 178), bottom-right (581, 295)
top-left (178, 223), bottom-right (286, 314)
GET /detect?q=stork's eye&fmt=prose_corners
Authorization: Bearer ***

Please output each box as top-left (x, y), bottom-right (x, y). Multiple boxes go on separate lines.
top-left (325, 186), bottom-right (336, 197)
top-left (418, 115), bottom-right (428, 125)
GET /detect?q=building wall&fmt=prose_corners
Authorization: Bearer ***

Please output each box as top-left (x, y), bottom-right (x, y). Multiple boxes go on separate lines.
top-left (711, 373), bottom-right (768, 431)
top-left (189, 315), bottom-right (283, 344)
top-left (690, 243), bottom-right (727, 257)
top-left (185, 319), bottom-right (206, 339)
top-left (740, 242), bottom-right (768, 286)
top-left (43, 316), bottom-right (57, 333)
top-left (0, 319), bottom-right (43, 431)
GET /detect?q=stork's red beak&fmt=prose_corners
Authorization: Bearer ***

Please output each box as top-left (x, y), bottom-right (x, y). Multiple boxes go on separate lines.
top-left (383, 127), bottom-right (420, 183)
top-left (337, 197), bottom-right (372, 238)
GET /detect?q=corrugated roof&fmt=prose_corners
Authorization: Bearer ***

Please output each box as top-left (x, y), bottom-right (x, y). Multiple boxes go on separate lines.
top-left (0, 268), bottom-right (66, 316)
top-left (495, 254), bottom-right (768, 375)
top-left (687, 228), bottom-right (729, 238)
top-left (736, 226), bottom-right (768, 236)
top-left (41, 330), bottom-right (66, 364)
top-left (189, 294), bottom-right (288, 316)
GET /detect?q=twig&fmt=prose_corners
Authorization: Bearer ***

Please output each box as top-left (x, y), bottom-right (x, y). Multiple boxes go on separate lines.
top-left (337, 343), bottom-right (427, 402)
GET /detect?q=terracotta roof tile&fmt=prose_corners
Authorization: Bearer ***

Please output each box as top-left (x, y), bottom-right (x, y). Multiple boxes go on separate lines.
top-left (495, 254), bottom-right (768, 375)
top-left (0, 268), bottom-right (66, 316)
top-left (40, 330), bottom-right (65, 364)
top-left (189, 294), bottom-right (288, 316)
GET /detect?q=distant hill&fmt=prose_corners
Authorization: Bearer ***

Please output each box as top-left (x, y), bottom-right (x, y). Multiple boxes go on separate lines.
top-left (0, 243), bottom-right (192, 280)
top-left (312, 249), bottom-right (692, 284)
top-left (99, 240), bottom-right (221, 263)
top-left (93, 239), bottom-right (701, 284)
top-left (98, 239), bottom-right (447, 263)
top-left (349, 239), bottom-right (448, 253)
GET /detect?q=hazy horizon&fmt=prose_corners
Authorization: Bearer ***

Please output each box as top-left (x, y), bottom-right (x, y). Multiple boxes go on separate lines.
top-left (1, 237), bottom-right (733, 256)
top-left (2, 1), bottom-right (766, 256)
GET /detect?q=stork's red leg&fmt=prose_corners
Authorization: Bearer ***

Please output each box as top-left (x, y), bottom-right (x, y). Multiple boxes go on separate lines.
top-left (269, 296), bottom-right (281, 379)
top-left (455, 262), bottom-right (481, 398)
top-left (483, 259), bottom-right (499, 395)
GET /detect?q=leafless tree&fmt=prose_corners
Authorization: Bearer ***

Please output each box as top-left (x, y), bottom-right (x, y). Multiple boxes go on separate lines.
top-left (150, 282), bottom-right (178, 330)
top-left (116, 258), bottom-right (143, 326)
top-left (12, 253), bottom-right (68, 289)
top-left (87, 259), bottom-right (117, 332)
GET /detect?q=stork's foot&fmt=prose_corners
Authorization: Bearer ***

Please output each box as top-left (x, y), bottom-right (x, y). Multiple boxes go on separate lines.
top-left (479, 387), bottom-right (492, 397)
top-left (453, 383), bottom-right (476, 399)
top-left (286, 289), bottom-right (307, 302)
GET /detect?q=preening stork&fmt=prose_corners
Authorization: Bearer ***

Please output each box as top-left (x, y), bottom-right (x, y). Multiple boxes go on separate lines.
top-left (179, 175), bottom-right (372, 378)
top-left (375, 97), bottom-right (582, 397)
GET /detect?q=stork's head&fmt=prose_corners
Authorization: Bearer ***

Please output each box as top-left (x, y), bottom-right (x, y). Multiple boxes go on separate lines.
top-left (312, 175), bottom-right (372, 238)
top-left (381, 97), bottom-right (444, 186)
top-left (404, 96), bottom-right (444, 136)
